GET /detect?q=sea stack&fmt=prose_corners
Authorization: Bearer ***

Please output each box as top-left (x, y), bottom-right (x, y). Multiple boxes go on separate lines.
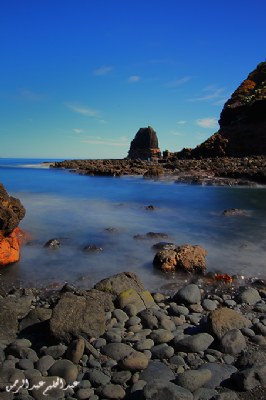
top-left (127, 126), bottom-right (161, 160)
top-left (181, 61), bottom-right (266, 158)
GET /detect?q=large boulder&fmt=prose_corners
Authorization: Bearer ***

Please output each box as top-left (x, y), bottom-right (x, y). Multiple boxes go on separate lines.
top-left (0, 292), bottom-right (34, 342)
top-left (0, 183), bottom-right (26, 266)
top-left (153, 244), bottom-right (207, 273)
top-left (94, 271), bottom-right (145, 295)
top-left (127, 126), bottom-right (161, 160)
top-left (208, 307), bottom-right (252, 339)
top-left (0, 183), bottom-right (25, 235)
top-left (49, 289), bottom-right (114, 343)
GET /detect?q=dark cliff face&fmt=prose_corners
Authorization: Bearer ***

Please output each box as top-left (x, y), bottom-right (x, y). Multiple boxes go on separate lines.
top-left (127, 126), bottom-right (161, 160)
top-left (0, 183), bottom-right (25, 235)
top-left (179, 61), bottom-right (266, 158)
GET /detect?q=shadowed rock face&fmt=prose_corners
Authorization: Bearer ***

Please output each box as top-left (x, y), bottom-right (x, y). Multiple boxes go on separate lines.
top-left (127, 126), bottom-right (161, 160)
top-left (179, 61), bottom-right (266, 158)
top-left (0, 183), bottom-right (25, 236)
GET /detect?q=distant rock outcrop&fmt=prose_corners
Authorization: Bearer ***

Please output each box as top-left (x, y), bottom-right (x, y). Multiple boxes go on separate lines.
top-left (179, 61), bottom-right (266, 158)
top-left (127, 126), bottom-right (161, 160)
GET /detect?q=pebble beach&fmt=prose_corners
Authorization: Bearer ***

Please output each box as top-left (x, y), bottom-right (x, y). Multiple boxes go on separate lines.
top-left (0, 271), bottom-right (265, 400)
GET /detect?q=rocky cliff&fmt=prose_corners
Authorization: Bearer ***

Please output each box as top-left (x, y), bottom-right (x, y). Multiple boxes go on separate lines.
top-left (127, 126), bottom-right (161, 160)
top-left (0, 183), bottom-right (26, 265)
top-left (180, 61), bottom-right (266, 158)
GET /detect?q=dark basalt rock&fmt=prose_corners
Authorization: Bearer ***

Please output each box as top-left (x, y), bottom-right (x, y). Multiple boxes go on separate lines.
top-left (177, 61), bottom-right (266, 158)
top-left (44, 239), bottom-right (61, 249)
top-left (127, 126), bottom-right (161, 160)
top-left (83, 244), bottom-right (103, 253)
top-left (0, 183), bottom-right (25, 235)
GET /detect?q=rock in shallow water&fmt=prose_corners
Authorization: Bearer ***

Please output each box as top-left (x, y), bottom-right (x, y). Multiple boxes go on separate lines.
top-left (153, 244), bottom-right (207, 273)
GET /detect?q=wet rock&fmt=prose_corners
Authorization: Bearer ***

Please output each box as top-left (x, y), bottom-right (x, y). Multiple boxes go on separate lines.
top-left (208, 308), bottom-right (252, 339)
top-left (112, 370), bottom-right (132, 385)
top-left (101, 383), bottom-right (126, 399)
top-left (202, 299), bottom-right (218, 311)
top-left (139, 360), bottom-right (175, 382)
top-left (150, 329), bottom-right (174, 344)
top-left (119, 351), bottom-right (149, 371)
top-left (35, 355), bottom-right (55, 374)
top-left (153, 245), bottom-right (206, 273)
top-left (173, 284), bottom-right (201, 305)
top-left (199, 362), bottom-right (237, 389)
top-left (222, 208), bottom-right (248, 216)
top-left (118, 289), bottom-right (155, 313)
top-left (0, 183), bottom-right (25, 235)
top-left (94, 271), bottom-right (145, 295)
top-left (0, 229), bottom-right (20, 266)
top-left (152, 242), bottom-right (177, 251)
top-left (101, 343), bottom-right (134, 361)
top-left (41, 344), bottom-right (67, 359)
top-left (0, 367), bottom-right (25, 391)
top-left (83, 244), bottom-right (103, 253)
top-left (43, 238), bottom-right (60, 249)
top-left (65, 338), bottom-right (85, 363)
top-left (176, 369), bottom-right (212, 393)
top-left (237, 287), bottom-right (261, 304)
top-left (143, 379), bottom-right (193, 400)
top-left (48, 359), bottom-right (78, 384)
top-left (174, 333), bottom-right (214, 353)
top-left (87, 368), bottom-right (111, 386)
top-left (193, 387), bottom-right (218, 400)
top-left (151, 343), bottom-right (174, 359)
top-left (234, 363), bottom-right (266, 391)
top-left (145, 205), bottom-right (156, 211)
top-left (134, 232), bottom-right (168, 240)
top-left (221, 329), bottom-right (246, 355)
top-left (50, 290), bottom-right (114, 343)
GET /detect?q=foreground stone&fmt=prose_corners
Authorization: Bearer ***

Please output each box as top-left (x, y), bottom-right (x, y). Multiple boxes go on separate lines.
top-left (0, 272), bottom-right (266, 400)
top-left (50, 290), bottom-right (114, 343)
top-left (208, 307), bottom-right (252, 339)
top-left (94, 271), bottom-right (145, 295)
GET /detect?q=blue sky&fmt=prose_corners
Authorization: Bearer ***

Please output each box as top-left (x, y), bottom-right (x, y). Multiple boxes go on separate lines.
top-left (1, 0), bottom-right (265, 159)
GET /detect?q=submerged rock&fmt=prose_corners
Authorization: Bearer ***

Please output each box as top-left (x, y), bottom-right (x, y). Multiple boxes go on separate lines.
top-left (153, 244), bottom-right (207, 273)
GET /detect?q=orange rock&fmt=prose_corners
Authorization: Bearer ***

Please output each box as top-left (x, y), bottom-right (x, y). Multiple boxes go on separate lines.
top-left (0, 230), bottom-right (20, 266)
top-left (13, 227), bottom-right (31, 246)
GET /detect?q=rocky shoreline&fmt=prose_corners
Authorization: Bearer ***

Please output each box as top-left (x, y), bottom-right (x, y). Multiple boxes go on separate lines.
top-left (0, 271), bottom-right (265, 400)
top-left (51, 156), bottom-right (266, 186)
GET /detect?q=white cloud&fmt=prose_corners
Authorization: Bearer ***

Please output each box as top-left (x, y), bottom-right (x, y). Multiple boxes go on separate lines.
top-left (73, 128), bottom-right (84, 134)
top-left (170, 130), bottom-right (185, 137)
top-left (177, 120), bottom-right (187, 125)
top-left (165, 76), bottom-right (191, 87)
top-left (65, 103), bottom-right (99, 117)
top-left (19, 89), bottom-right (43, 101)
top-left (93, 66), bottom-right (113, 76)
top-left (187, 86), bottom-right (226, 102)
top-left (196, 117), bottom-right (218, 129)
top-left (82, 136), bottom-right (129, 147)
top-left (128, 75), bottom-right (140, 83)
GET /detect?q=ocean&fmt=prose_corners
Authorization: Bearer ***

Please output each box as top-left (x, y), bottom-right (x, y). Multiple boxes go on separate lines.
top-left (0, 158), bottom-right (266, 292)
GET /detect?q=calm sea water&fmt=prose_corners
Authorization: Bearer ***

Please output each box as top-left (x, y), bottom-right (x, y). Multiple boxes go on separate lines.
top-left (0, 158), bottom-right (266, 292)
